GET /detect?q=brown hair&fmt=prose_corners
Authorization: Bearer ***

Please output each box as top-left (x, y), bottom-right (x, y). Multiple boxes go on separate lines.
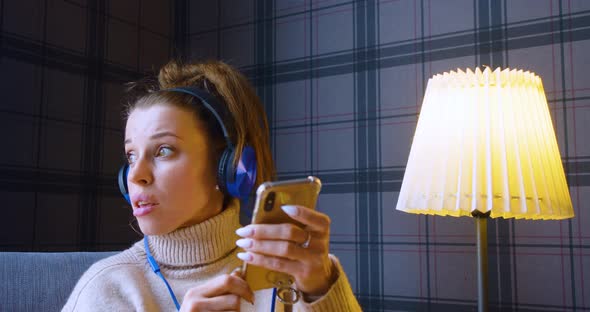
top-left (124, 60), bottom-right (275, 192)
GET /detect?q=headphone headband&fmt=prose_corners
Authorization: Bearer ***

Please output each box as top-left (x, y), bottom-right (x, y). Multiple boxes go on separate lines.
top-left (165, 87), bottom-right (233, 148)
top-left (118, 85), bottom-right (257, 202)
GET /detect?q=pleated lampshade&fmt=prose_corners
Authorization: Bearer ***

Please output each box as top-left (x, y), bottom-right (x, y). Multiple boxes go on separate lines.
top-left (396, 67), bottom-right (574, 220)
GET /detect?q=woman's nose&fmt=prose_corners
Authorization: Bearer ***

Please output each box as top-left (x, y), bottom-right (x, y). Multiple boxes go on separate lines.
top-left (127, 156), bottom-right (153, 186)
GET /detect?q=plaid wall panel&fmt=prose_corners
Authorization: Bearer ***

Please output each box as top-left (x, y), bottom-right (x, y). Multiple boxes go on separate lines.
top-left (0, 0), bottom-right (175, 251)
top-left (1, 0), bottom-right (588, 311)
top-left (186, 0), bottom-right (590, 311)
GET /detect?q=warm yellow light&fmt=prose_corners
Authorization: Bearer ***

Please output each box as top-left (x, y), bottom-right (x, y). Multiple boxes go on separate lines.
top-left (396, 67), bottom-right (574, 220)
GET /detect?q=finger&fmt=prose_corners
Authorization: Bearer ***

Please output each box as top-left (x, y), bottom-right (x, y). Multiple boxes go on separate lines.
top-left (200, 274), bottom-right (254, 304)
top-left (237, 251), bottom-right (300, 277)
top-left (236, 223), bottom-right (308, 244)
top-left (280, 205), bottom-right (331, 233)
top-left (231, 267), bottom-right (243, 278)
top-left (191, 294), bottom-right (241, 311)
top-left (236, 238), bottom-right (306, 261)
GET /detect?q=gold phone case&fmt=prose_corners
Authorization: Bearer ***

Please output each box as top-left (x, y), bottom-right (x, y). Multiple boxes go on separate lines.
top-left (242, 176), bottom-right (322, 291)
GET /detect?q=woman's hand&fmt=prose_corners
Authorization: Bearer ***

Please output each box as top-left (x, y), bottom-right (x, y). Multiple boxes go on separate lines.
top-left (179, 270), bottom-right (254, 312)
top-left (235, 205), bottom-right (335, 297)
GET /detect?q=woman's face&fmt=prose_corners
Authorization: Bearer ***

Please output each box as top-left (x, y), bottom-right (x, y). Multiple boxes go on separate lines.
top-left (124, 103), bottom-right (224, 235)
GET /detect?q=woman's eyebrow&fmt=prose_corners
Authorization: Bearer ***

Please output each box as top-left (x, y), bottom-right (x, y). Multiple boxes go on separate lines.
top-left (150, 131), bottom-right (183, 141)
top-left (124, 131), bottom-right (183, 144)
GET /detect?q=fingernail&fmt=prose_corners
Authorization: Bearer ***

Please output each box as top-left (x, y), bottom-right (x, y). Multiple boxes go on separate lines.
top-left (231, 267), bottom-right (242, 276)
top-left (281, 205), bottom-right (299, 216)
top-left (236, 226), bottom-right (253, 237)
top-left (236, 238), bottom-right (253, 249)
top-left (237, 252), bottom-right (253, 261)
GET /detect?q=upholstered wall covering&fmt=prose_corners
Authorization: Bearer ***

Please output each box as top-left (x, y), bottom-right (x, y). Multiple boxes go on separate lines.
top-left (187, 0), bottom-right (590, 311)
top-left (0, 0), bottom-right (174, 251)
top-left (1, 0), bottom-right (589, 311)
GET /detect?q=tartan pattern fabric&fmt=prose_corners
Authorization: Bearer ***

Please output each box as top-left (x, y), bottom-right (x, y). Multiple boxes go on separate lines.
top-left (0, 0), bottom-right (174, 251)
top-left (188, 0), bottom-right (590, 311)
top-left (0, 0), bottom-right (589, 311)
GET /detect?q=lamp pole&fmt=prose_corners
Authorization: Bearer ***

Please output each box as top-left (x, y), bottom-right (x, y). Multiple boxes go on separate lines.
top-left (472, 210), bottom-right (490, 312)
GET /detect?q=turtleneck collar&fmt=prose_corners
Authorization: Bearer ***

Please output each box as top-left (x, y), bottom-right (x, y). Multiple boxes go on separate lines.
top-left (145, 199), bottom-right (241, 268)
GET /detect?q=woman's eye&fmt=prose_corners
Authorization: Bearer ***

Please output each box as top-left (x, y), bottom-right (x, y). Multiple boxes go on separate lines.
top-left (157, 146), bottom-right (173, 157)
top-left (126, 153), bottom-right (137, 164)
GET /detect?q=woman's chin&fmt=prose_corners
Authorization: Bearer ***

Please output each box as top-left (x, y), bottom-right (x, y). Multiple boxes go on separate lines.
top-left (137, 220), bottom-right (172, 236)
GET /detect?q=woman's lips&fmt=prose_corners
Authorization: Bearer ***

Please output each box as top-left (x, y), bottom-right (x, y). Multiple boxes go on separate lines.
top-left (133, 203), bottom-right (158, 217)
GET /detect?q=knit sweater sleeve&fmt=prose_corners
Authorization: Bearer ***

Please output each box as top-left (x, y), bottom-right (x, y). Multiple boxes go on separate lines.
top-left (293, 254), bottom-right (362, 312)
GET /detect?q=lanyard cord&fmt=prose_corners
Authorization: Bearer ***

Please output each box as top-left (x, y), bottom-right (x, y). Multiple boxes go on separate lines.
top-left (271, 288), bottom-right (277, 311)
top-left (145, 235), bottom-right (276, 312)
top-left (144, 236), bottom-right (181, 311)
top-left (144, 199), bottom-right (277, 312)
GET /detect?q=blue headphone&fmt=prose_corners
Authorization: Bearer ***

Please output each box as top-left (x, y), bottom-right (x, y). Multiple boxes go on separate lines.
top-left (121, 87), bottom-right (262, 311)
top-left (118, 86), bottom-right (257, 204)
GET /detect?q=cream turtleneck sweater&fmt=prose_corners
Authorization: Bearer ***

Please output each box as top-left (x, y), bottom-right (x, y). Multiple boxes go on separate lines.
top-left (62, 201), bottom-right (361, 311)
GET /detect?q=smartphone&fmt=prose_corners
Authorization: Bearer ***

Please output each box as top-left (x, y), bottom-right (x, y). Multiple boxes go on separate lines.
top-left (242, 176), bottom-right (322, 291)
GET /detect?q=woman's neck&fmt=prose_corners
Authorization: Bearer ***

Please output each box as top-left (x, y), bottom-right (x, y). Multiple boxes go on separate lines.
top-left (145, 199), bottom-right (241, 268)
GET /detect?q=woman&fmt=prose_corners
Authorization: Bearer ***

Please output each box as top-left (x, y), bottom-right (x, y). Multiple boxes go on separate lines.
top-left (62, 60), bottom-right (361, 311)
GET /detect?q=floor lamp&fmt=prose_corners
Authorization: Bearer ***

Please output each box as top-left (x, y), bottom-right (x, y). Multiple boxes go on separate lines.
top-left (395, 68), bottom-right (574, 312)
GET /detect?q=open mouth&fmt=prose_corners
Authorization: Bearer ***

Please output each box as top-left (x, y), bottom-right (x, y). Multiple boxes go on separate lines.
top-left (133, 201), bottom-right (159, 217)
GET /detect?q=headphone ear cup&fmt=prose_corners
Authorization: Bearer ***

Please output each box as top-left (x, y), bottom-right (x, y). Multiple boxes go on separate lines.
top-left (225, 146), bottom-right (257, 200)
top-left (118, 164), bottom-right (130, 204)
top-left (217, 148), bottom-right (234, 195)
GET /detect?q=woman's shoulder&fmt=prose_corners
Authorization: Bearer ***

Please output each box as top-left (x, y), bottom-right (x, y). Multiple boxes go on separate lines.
top-left (87, 246), bottom-right (142, 275)
top-left (61, 243), bottom-right (147, 311)
top-left (80, 241), bottom-right (150, 286)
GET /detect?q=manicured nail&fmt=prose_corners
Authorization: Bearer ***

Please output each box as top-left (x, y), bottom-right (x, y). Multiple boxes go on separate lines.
top-left (281, 205), bottom-right (299, 216)
top-left (237, 252), bottom-right (253, 261)
top-left (236, 227), bottom-right (253, 237)
top-left (231, 267), bottom-right (242, 276)
top-left (236, 238), bottom-right (253, 249)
